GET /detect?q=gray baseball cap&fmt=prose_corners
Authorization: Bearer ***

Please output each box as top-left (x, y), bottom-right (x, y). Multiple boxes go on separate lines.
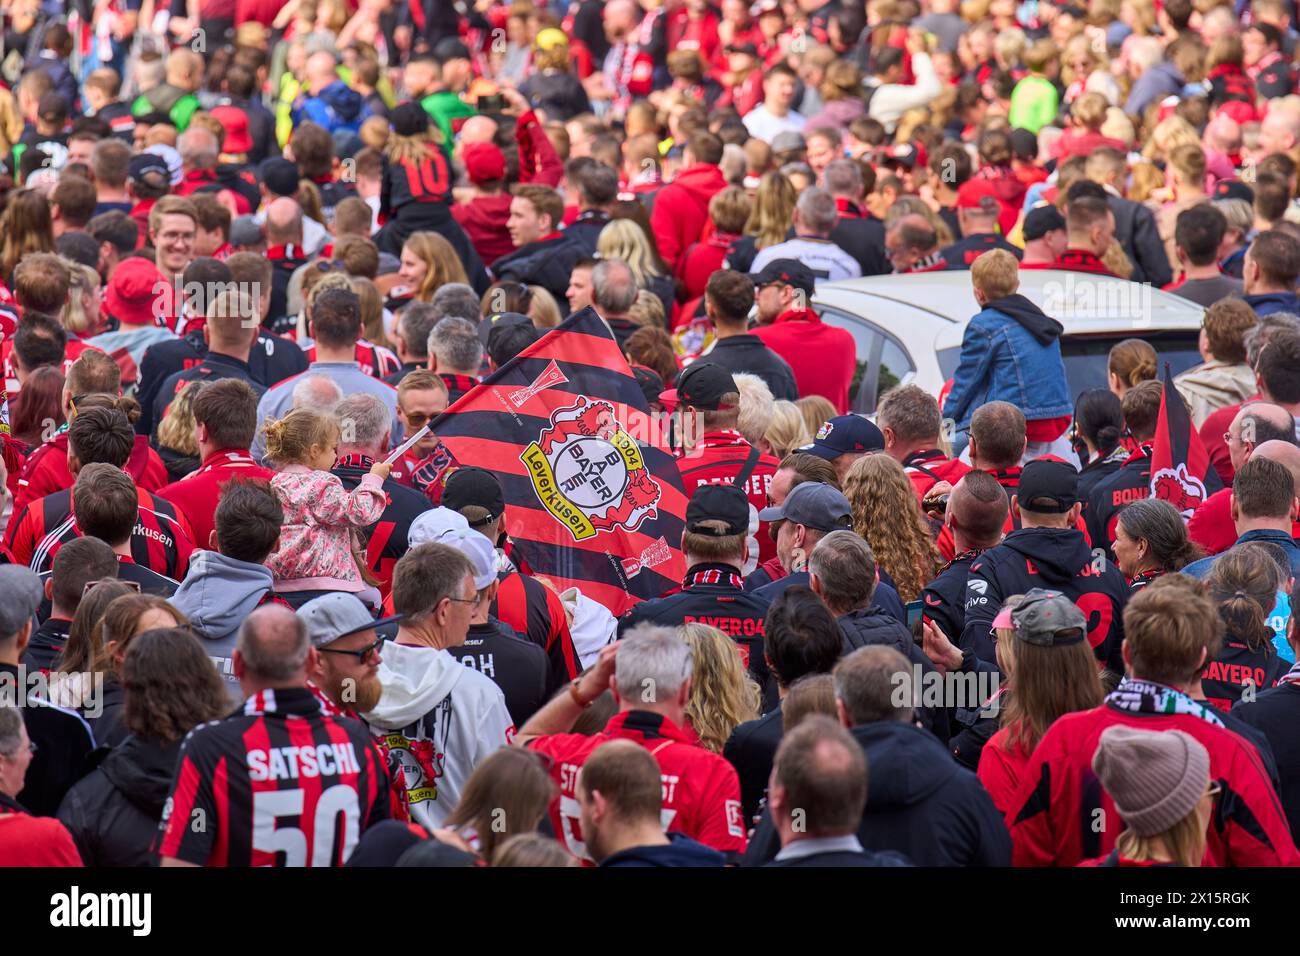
top-left (298, 593), bottom-right (401, 649)
top-left (757, 481), bottom-right (853, 532)
top-left (1007, 588), bottom-right (1087, 647)
top-left (0, 566), bottom-right (42, 637)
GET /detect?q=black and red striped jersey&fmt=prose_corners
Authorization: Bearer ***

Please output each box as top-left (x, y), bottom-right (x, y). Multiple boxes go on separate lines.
top-left (440, 372), bottom-right (479, 405)
top-left (156, 687), bottom-right (391, 867)
top-left (494, 570), bottom-right (580, 683)
top-left (4, 485), bottom-right (196, 578)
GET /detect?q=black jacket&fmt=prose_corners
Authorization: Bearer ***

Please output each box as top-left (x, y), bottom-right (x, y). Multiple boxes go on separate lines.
top-left (136, 330), bottom-right (308, 435)
top-left (20, 617), bottom-right (69, 672)
top-left (600, 832), bottom-right (726, 867)
top-left (1086, 447), bottom-right (1153, 555)
top-left (920, 550), bottom-right (983, 644)
top-left (2, 662), bottom-right (95, 817)
top-left (491, 233), bottom-right (587, 308)
top-left (56, 735), bottom-right (180, 867)
top-left (723, 703), bottom-right (783, 827)
top-left (705, 335), bottom-right (798, 401)
top-left (765, 844), bottom-right (912, 866)
top-left (563, 210), bottom-right (611, 257)
top-left (1108, 194), bottom-right (1173, 288)
top-left (960, 527), bottom-right (1128, 675)
top-left (1233, 682), bottom-right (1300, 845)
top-left (753, 570), bottom-right (907, 623)
top-left (743, 721), bottom-right (1012, 866)
top-left (838, 606), bottom-right (950, 742)
top-left (448, 619), bottom-right (554, 726)
top-left (150, 352), bottom-right (266, 437)
top-left (939, 232), bottom-right (1022, 269)
top-left (83, 678), bottom-right (128, 750)
top-left (829, 216), bottom-right (890, 277)
top-left (1077, 446), bottom-right (1128, 511)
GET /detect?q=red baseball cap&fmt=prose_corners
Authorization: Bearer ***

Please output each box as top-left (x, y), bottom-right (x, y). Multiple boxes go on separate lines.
top-left (105, 257), bottom-right (165, 327)
top-left (462, 141), bottom-right (506, 184)
top-left (210, 105), bottom-right (254, 155)
top-left (956, 179), bottom-right (1002, 211)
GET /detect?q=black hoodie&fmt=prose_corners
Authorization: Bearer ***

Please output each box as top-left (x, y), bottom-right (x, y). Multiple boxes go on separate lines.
top-left (959, 527), bottom-right (1128, 676)
top-left (985, 293), bottom-right (1064, 346)
top-left (56, 736), bottom-right (181, 867)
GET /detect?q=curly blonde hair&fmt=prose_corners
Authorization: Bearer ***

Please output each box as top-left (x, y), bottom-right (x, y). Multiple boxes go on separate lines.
top-left (680, 623), bottom-right (761, 753)
top-left (843, 454), bottom-right (941, 602)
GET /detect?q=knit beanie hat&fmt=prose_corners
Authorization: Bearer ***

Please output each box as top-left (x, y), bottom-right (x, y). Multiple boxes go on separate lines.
top-left (1092, 725), bottom-right (1211, 838)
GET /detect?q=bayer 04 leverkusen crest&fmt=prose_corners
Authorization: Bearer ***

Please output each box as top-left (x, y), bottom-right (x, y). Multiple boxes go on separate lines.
top-left (428, 307), bottom-right (688, 616)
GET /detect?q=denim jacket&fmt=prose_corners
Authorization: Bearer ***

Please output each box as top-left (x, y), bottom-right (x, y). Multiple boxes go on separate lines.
top-left (942, 299), bottom-right (1072, 431)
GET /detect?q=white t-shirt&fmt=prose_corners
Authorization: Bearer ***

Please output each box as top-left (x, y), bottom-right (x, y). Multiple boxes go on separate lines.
top-left (743, 105), bottom-right (806, 143)
top-left (751, 237), bottom-right (862, 282)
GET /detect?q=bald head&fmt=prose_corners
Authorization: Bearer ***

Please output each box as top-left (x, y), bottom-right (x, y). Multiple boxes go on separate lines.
top-left (235, 604), bottom-right (310, 687)
top-left (459, 115), bottom-right (498, 147)
top-left (1255, 439), bottom-right (1300, 488)
top-left (306, 51), bottom-right (338, 92)
top-left (1231, 401), bottom-right (1296, 470)
top-left (266, 197), bottom-right (304, 246)
top-left (1204, 114), bottom-right (1242, 154)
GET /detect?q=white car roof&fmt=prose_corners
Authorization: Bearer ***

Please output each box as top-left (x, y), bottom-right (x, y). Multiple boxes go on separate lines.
top-left (814, 269), bottom-right (1205, 349)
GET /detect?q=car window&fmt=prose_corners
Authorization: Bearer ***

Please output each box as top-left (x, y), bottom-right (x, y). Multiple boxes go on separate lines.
top-left (939, 332), bottom-right (1203, 398)
top-left (815, 306), bottom-right (916, 413)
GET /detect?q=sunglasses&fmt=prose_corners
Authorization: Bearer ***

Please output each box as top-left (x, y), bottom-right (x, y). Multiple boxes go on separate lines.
top-left (319, 636), bottom-right (385, 662)
top-left (83, 579), bottom-right (142, 596)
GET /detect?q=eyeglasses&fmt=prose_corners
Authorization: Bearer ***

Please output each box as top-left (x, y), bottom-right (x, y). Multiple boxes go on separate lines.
top-left (404, 413), bottom-right (437, 429)
top-left (319, 636), bottom-right (385, 662)
top-left (83, 579), bottom-right (142, 596)
top-left (445, 595), bottom-right (481, 609)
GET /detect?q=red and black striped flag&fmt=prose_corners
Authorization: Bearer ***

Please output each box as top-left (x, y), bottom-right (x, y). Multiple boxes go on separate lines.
top-left (1149, 363), bottom-right (1223, 519)
top-left (428, 307), bottom-right (688, 616)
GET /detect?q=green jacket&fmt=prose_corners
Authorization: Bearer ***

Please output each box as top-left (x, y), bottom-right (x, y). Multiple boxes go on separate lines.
top-left (420, 91), bottom-right (476, 150)
top-left (131, 85), bottom-right (201, 132)
top-left (1007, 74), bottom-right (1059, 135)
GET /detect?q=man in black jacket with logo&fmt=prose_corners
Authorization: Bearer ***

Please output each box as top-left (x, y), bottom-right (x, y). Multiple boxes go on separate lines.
top-left (702, 270), bottom-right (798, 401)
top-left (962, 459), bottom-right (1128, 676)
top-left (922, 470), bottom-right (1009, 643)
top-left (1086, 379), bottom-right (1162, 554)
top-left (618, 484), bottom-right (772, 691)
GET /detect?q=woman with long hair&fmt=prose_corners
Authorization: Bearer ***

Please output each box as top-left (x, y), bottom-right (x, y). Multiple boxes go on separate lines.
top-left (442, 747), bottom-right (558, 862)
top-left (51, 579), bottom-right (138, 716)
top-left (1113, 499), bottom-right (1204, 591)
top-left (760, 400), bottom-right (812, 461)
top-left (1072, 388), bottom-right (1129, 502)
top-left (597, 219), bottom-right (674, 318)
top-left (843, 454), bottom-right (942, 602)
top-left (1107, 338), bottom-right (1158, 398)
top-left (729, 171), bottom-right (797, 273)
top-left (9, 365), bottom-right (63, 449)
top-left (977, 593), bottom-right (1106, 815)
top-left (679, 623), bottom-right (761, 753)
top-left (1202, 545), bottom-right (1288, 710)
top-left (0, 188), bottom-right (55, 283)
top-left (156, 380), bottom-right (204, 482)
top-left (62, 262), bottom-right (104, 340)
top-left (624, 326), bottom-right (680, 386)
top-left (55, 627), bottom-right (230, 866)
top-left (391, 231), bottom-right (469, 307)
top-left (796, 395), bottom-right (836, 441)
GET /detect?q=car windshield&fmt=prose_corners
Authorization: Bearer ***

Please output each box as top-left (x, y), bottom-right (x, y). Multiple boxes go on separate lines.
top-left (937, 331), bottom-right (1203, 399)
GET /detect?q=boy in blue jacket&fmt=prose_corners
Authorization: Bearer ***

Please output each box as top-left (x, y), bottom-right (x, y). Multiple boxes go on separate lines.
top-left (943, 249), bottom-right (1073, 460)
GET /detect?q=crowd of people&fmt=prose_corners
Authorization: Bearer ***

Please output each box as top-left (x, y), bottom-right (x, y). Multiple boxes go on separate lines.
top-left (2, 0), bottom-right (1300, 869)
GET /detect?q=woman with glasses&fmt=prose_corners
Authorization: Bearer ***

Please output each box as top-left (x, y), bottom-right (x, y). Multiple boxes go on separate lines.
top-left (0, 705), bottom-right (83, 865)
top-left (55, 628), bottom-right (229, 867)
top-left (1083, 725), bottom-right (1217, 867)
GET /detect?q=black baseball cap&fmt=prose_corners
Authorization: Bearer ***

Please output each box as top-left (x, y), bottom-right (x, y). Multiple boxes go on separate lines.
top-left (1023, 204), bottom-right (1066, 241)
top-left (442, 466), bottom-right (505, 525)
top-left (259, 157), bottom-right (301, 197)
top-left (757, 481), bottom-right (853, 532)
top-left (391, 101), bottom-right (431, 138)
top-left (1213, 179), bottom-right (1255, 204)
top-left (433, 37), bottom-right (472, 62)
top-left (660, 362), bottom-right (738, 411)
top-left (799, 415), bottom-right (884, 460)
top-left (748, 259), bottom-right (815, 296)
top-left (479, 311), bottom-right (531, 347)
top-left (686, 484), bottom-right (750, 537)
top-left (631, 364), bottom-right (665, 407)
top-left (1016, 459), bottom-right (1080, 513)
top-left (128, 152), bottom-right (170, 184)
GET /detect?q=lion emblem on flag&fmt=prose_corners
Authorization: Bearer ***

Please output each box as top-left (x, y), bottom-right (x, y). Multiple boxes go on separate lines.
top-left (1150, 462), bottom-right (1207, 519)
top-left (522, 397), bottom-right (661, 541)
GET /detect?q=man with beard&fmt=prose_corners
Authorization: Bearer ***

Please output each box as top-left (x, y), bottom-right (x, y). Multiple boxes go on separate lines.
top-left (301, 592), bottom-right (393, 718)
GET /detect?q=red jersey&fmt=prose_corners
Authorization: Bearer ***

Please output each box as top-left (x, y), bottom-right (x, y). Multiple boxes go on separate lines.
top-left (1006, 688), bottom-right (1298, 867)
top-left (494, 570), bottom-right (580, 681)
top-left (902, 448), bottom-right (971, 500)
top-left (157, 687), bottom-right (391, 866)
top-left (3, 338), bottom-right (99, 404)
top-left (15, 431), bottom-right (169, 514)
top-left (5, 484), bottom-right (195, 578)
top-left (0, 795), bottom-right (82, 866)
top-left (1187, 486), bottom-right (1300, 556)
top-left (157, 448), bottom-right (274, 552)
top-left (528, 709), bottom-right (746, 861)
top-left (753, 309), bottom-right (857, 413)
top-left (305, 340), bottom-right (402, 380)
top-left (676, 430), bottom-right (779, 564)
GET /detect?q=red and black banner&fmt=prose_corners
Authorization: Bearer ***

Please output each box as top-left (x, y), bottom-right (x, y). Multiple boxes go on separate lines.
top-left (427, 307), bottom-right (688, 616)
top-left (1149, 364), bottom-right (1224, 518)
